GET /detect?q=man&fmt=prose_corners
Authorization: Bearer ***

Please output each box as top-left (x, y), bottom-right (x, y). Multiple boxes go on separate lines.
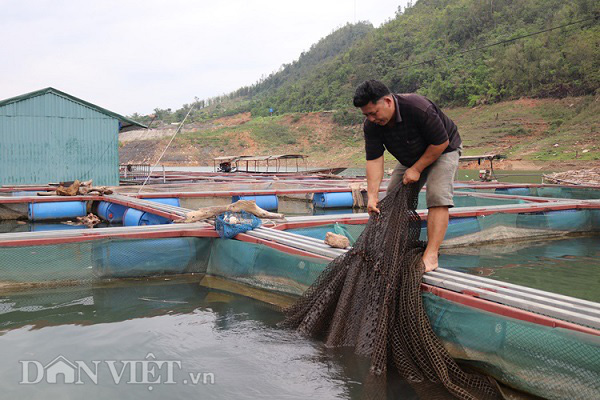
top-left (353, 80), bottom-right (462, 272)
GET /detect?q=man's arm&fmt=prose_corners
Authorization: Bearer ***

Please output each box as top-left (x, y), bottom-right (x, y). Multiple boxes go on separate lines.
top-left (366, 155), bottom-right (384, 214)
top-left (403, 140), bottom-right (448, 184)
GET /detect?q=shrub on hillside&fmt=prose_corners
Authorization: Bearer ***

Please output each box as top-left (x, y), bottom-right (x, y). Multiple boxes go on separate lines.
top-left (333, 109), bottom-right (365, 126)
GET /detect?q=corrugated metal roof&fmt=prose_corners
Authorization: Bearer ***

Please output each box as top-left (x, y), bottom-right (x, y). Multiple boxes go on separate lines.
top-left (0, 87), bottom-right (146, 132)
top-left (237, 154), bottom-right (307, 161)
top-left (0, 90), bottom-right (123, 185)
top-left (213, 155), bottom-right (243, 162)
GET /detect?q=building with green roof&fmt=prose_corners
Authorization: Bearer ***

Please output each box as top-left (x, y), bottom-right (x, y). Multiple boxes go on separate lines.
top-left (0, 87), bottom-right (146, 186)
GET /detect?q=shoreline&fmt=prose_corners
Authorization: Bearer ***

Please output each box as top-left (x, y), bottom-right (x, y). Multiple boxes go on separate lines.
top-left (156, 159), bottom-right (600, 172)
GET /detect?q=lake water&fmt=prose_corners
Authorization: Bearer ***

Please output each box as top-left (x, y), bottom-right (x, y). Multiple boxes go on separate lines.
top-left (440, 235), bottom-right (600, 302)
top-left (1, 166), bottom-right (594, 399)
top-left (0, 278), bottom-right (448, 399)
top-left (163, 165), bottom-right (550, 184)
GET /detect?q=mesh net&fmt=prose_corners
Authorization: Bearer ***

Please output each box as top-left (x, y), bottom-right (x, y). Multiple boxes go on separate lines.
top-left (0, 237), bottom-right (211, 290)
top-left (424, 292), bottom-right (600, 400)
top-left (206, 237), bottom-right (328, 295)
top-left (1, 192), bottom-right (599, 398)
top-left (282, 183), bottom-right (501, 400)
top-left (215, 210), bottom-right (261, 239)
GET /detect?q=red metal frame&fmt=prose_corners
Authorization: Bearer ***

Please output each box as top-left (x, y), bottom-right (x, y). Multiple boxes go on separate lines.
top-left (0, 227), bottom-right (217, 247)
top-left (0, 195), bottom-right (101, 204)
top-left (0, 186), bottom-right (54, 192)
top-left (453, 191), bottom-right (555, 203)
top-left (455, 182), bottom-right (600, 190)
top-left (105, 197), bottom-right (184, 220)
top-left (131, 187), bottom-right (386, 199)
top-left (0, 205), bottom-right (598, 336)
top-left (269, 201), bottom-right (600, 230)
top-left (422, 283), bottom-right (600, 337)
top-left (235, 233), bottom-right (332, 261)
top-left (235, 229), bottom-right (600, 337)
top-left (269, 217), bottom-right (370, 230)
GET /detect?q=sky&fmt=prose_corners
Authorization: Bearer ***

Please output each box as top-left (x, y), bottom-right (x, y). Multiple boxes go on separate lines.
top-left (1, 0), bottom-right (410, 116)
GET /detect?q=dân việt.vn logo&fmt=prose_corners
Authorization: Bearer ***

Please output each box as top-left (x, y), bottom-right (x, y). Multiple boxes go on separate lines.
top-left (20, 353), bottom-right (215, 390)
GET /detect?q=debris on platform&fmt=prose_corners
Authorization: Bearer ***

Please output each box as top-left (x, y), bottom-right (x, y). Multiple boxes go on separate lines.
top-left (56, 180), bottom-right (83, 196)
top-left (543, 167), bottom-right (600, 185)
top-left (37, 180), bottom-right (113, 196)
top-left (324, 232), bottom-right (350, 248)
top-left (63, 213), bottom-right (101, 228)
top-left (180, 200), bottom-right (284, 223)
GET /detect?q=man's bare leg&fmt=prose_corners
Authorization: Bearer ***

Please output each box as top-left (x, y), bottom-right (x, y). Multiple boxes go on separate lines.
top-left (423, 206), bottom-right (449, 272)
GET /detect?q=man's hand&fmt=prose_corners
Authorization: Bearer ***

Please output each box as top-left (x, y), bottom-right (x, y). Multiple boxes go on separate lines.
top-left (403, 167), bottom-right (421, 184)
top-left (366, 156), bottom-right (384, 215)
top-left (367, 196), bottom-right (380, 215)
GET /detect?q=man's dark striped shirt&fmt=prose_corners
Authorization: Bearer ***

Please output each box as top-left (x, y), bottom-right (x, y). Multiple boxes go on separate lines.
top-left (364, 94), bottom-right (461, 167)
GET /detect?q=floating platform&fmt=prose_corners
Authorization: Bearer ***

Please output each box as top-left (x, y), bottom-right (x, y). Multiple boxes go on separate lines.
top-left (1, 174), bottom-right (599, 399)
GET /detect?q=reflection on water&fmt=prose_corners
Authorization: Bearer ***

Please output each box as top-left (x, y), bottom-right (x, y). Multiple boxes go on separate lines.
top-left (441, 235), bottom-right (600, 302)
top-left (0, 278), bottom-right (447, 399)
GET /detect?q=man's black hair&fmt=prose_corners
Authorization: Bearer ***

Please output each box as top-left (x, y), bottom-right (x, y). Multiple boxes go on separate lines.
top-left (353, 80), bottom-right (391, 107)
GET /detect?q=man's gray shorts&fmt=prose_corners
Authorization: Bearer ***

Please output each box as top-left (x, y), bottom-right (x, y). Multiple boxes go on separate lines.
top-left (387, 149), bottom-right (461, 208)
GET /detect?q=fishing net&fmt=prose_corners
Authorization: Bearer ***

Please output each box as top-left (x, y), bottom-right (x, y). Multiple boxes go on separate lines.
top-left (282, 182), bottom-right (501, 400)
top-left (215, 210), bottom-right (262, 239)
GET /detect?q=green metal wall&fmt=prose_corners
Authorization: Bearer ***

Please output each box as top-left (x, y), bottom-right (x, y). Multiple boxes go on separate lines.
top-left (0, 92), bottom-right (119, 186)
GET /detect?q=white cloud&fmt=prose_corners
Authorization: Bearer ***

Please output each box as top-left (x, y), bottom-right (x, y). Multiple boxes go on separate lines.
top-left (0, 0), bottom-right (408, 115)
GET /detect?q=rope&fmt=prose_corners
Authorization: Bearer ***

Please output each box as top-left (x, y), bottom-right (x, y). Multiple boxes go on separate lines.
top-left (137, 105), bottom-right (195, 194)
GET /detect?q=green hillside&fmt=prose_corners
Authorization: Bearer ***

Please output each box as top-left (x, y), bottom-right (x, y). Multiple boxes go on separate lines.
top-left (120, 96), bottom-right (599, 168)
top-left (134, 0), bottom-right (599, 123)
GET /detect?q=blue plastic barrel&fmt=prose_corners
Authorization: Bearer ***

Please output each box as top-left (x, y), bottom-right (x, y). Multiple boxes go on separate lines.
top-left (97, 201), bottom-right (128, 223)
top-left (139, 212), bottom-right (172, 225)
top-left (121, 197), bottom-right (179, 226)
top-left (28, 201), bottom-right (87, 221)
top-left (122, 208), bottom-right (172, 226)
top-left (313, 192), bottom-right (353, 208)
top-left (122, 208), bottom-right (145, 226)
top-left (232, 195), bottom-right (278, 211)
top-left (92, 238), bottom-right (197, 278)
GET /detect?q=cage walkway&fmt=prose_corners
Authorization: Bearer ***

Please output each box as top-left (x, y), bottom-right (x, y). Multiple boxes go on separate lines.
top-left (242, 224), bottom-right (600, 333)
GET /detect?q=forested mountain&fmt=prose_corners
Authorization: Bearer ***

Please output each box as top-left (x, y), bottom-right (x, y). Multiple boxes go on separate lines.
top-left (137, 0), bottom-right (599, 123)
top-left (233, 22), bottom-right (374, 101)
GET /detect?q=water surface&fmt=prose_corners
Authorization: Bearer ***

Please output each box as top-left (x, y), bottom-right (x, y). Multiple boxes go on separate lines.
top-left (0, 278), bottom-right (436, 400)
top-left (440, 235), bottom-right (600, 302)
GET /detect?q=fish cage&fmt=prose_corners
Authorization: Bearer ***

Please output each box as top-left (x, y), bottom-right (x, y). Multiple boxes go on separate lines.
top-left (1, 177), bottom-right (599, 400)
